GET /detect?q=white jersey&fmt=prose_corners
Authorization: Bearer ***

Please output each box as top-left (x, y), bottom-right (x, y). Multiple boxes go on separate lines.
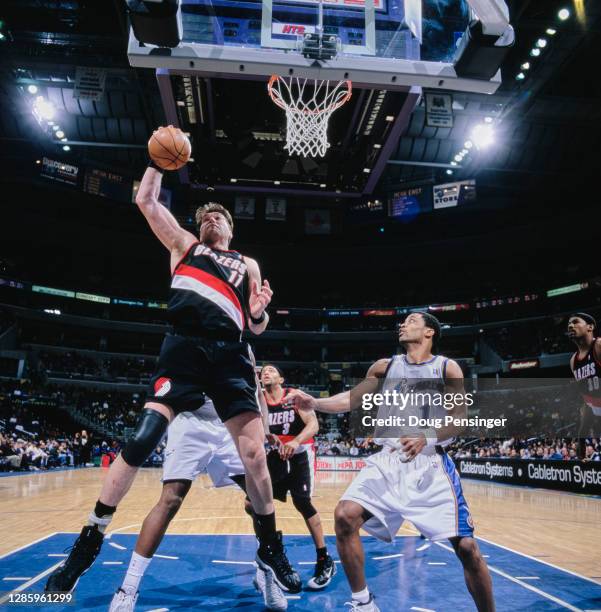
top-left (376, 353), bottom-right (453, 452)
top-left (162, 398), bottom-right (244, 486)
top-left (341, 353), bottom-right (473, 542)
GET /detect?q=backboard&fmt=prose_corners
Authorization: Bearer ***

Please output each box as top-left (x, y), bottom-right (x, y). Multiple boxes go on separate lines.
top-left (128, 0), bottom-right (503, 94)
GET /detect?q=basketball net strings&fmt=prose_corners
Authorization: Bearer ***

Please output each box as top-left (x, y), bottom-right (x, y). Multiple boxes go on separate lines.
top-left (271, 77), bottom-right (351, 158)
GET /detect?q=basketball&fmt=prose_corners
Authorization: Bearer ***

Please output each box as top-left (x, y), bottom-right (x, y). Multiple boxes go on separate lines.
top-left (148, 126), bottom-right (191, 171)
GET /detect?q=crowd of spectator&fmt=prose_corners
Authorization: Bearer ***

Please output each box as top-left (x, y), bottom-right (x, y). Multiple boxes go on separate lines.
top-left (448, 437), bottom-right (601, 461)
top-left (0, 381), bottom-right (127, 472)
top-left (315, 434), bottom-right (381, 457)
top-left (312, 433), bottom-right (601, 461)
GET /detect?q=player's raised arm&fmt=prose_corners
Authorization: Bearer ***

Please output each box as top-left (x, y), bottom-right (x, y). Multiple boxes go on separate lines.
top-left (135, 128), bottom-right (197, 261)
top-left (244, 256), bottom-right (272, 335)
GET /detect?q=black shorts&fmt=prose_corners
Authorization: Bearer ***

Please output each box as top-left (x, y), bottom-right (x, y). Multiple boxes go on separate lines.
top-left (146, 333), bottom-right (260, 422)
top-left (267, 449), bottom-right (313, 502)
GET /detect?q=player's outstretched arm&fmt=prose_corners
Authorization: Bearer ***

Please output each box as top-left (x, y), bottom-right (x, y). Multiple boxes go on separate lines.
top-left (244, 257), bottom-right (272, 335)
top-left (135, 164), bottom-right (197, 262)
top-left (287, 358), bottom-right (389, 414)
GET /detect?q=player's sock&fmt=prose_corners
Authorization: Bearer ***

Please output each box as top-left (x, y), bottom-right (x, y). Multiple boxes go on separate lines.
top-left (316, 546), bottom-right (328, 559)
top-left (352, 587), bottom-right (371, 604)
top-left (121, 551), bottom-right (151, 594)
top-left (255, 511), bottom-right (277, 545)
top-left (87, 500), bottom-right (117, 533)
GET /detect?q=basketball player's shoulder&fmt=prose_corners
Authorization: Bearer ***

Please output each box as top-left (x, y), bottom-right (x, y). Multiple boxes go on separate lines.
top-left (242, 254), bottom-right (259, 275)
top-left (367, 358), bottom-right (392, 378)
top-left (593, 337), bottom-right (601, 361)
top-left (441, 357), bottom-right (463, 379)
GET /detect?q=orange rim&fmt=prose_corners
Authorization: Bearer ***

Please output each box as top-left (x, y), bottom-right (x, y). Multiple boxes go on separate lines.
top-left (267, 74), bottom-right (352, 116)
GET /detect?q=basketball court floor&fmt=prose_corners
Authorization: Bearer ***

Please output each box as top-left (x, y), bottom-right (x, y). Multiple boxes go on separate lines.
top-left (1, 468), bottom-right (600, 611)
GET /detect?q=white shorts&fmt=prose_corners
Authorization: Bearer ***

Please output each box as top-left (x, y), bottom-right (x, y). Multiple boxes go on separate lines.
top-left (162, 408), bottom-right (244, 487)
top-left (340, 449), bottom-right (474, 542)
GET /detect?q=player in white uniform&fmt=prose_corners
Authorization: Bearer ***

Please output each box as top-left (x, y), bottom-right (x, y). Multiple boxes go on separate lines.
top-left (289, 313), bottom-right (494, 611)
top-left (109, 395), bottom-right (288, 612)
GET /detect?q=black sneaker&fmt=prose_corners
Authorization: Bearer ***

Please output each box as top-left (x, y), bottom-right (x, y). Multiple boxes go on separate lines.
top-left (45, 526), bottom-right (104, 593)
top-left (307, 554), bottom-right (336, 590)
top-left (256, 531), bottom-right (302, 594)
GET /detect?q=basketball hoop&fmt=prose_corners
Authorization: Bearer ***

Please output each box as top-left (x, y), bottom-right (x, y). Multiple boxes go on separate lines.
top-left (268, 75), bottom-right (352, 158)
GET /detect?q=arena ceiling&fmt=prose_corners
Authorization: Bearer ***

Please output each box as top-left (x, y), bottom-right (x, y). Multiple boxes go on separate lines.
top-left (0, 0), bottom-right (600, 198)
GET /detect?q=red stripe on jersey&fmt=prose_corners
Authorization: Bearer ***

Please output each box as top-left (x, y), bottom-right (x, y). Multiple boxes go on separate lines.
top-left (278, 434), bottom-right (315, 445)
top-left (176, 263), bottom-right (245, 326)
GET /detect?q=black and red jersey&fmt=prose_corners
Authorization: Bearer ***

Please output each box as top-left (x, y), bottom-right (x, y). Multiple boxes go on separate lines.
top-left (572, 339), bottom-right (601, 416)
top-left (169, 242), bottom-right (250, 340)
top-left (265, 387), bottom-right (314, 445)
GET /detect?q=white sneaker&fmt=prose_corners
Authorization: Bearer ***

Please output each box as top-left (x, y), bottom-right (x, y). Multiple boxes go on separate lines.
top-left (253, 565), bottom-right (288, 611)
top-left (108, 588), bottom-right (138, 612)
top-left (344, 594), bottom-right (380, 612)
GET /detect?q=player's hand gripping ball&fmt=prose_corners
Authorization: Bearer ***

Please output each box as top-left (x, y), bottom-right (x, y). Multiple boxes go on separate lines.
top-left (148, 125), bottom-right (191, 171)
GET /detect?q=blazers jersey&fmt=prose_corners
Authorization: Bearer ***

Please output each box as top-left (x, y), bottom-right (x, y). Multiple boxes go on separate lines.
top-left (169, 242), bottom-right (250, 340)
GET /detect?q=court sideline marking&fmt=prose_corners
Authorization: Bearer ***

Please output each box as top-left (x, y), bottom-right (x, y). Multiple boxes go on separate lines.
top-left (435, 541), bottom-right (584, 612)
top-left (477, 536), bottom-right (601, 586)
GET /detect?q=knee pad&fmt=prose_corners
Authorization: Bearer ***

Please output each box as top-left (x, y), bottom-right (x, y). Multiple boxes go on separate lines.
top-left (292, 496), bottom-right (317, 520)
top-left (121, 409), bottom-right (168, 467)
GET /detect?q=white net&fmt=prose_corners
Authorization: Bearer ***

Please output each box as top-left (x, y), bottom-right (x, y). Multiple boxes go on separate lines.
top-left (268, 75), bottom-right (352, 158)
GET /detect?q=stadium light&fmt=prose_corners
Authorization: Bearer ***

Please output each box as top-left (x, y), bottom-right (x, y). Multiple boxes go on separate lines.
top-left (461, 148), bottom-right (469, 155)
top-left (521, 62), bottom-right (530, 70)
top-left (464, 140), bottom-right (473, 149)
top-left (320, 184), bottom-right (326, 188)
top-left (546, 28), bottom-right (557, 35)
top-left (470, 123), bottom-right (495, 148)
top-left (27, 84), bottom-right (38, 94)
top-left (454, 154), bottom-right (463, 162)
top-left (536, 38), bottom-right (548, 48)
top-left (530, 48), bottom-right (541, 57)
top-left (558, 8), bottom-right (570, 21)
top-left (516, 72), bottom-right (525, 80)
top-left (446, 170), bottom-right (453, 175)
top-left (450, 161), bottom-right (458, 166)
top-left (33, 96), bottom-right (55, 121)
top-left (56, 130), bottom-right (65, 139)
top-left (62, 145), bottom-right (71, 151)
